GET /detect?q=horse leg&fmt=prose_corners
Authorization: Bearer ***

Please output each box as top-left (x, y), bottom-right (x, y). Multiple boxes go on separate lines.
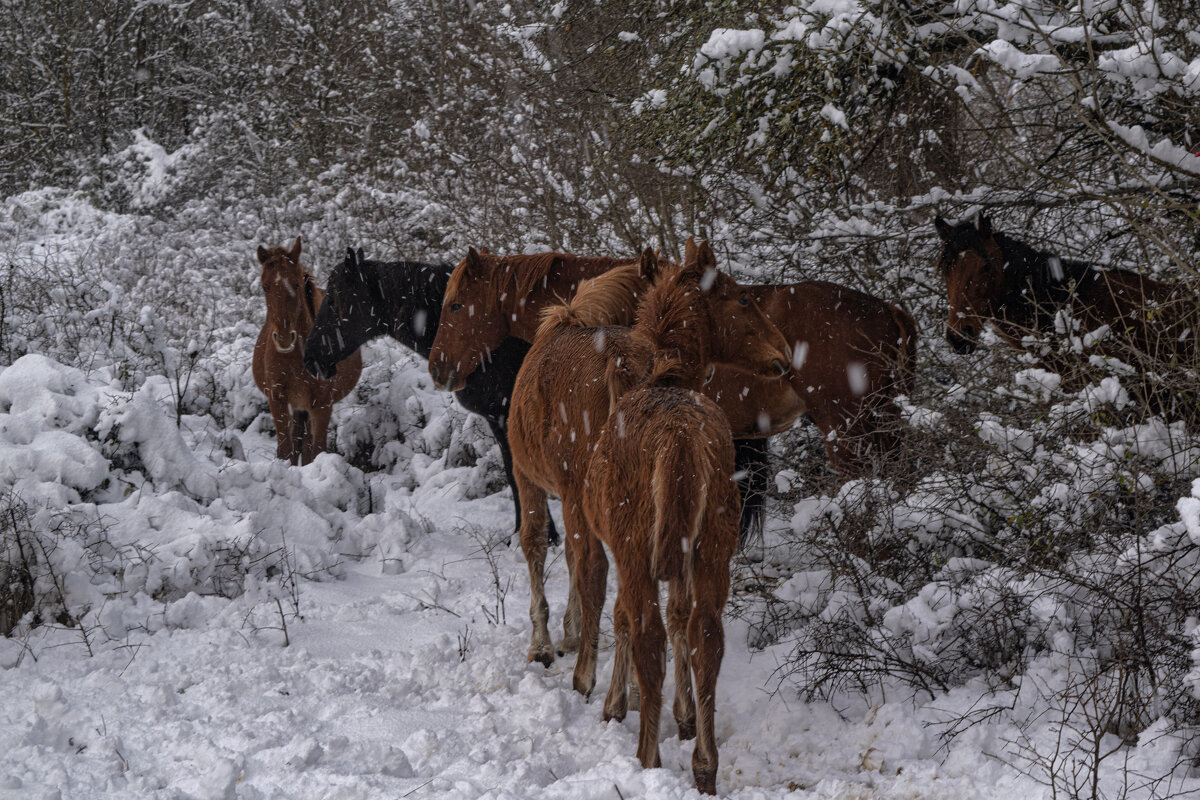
top-left (515, 467), bottom-right (555, 666)
top-left (560, 550), bottom-right (581, 656)
top-left (666, 577), bottom-right (696, 741)
top-left (563, 497), bottom-right (605, 697)
top-left (688, 536), bottom-right (733, 795)
top-left (303, 407), bottom-right (331, 465)
top-left (486, 417), bottom-right (561, 547)
top-left (603, 601), bottom-right (631, 722)
top-left (622, 569), bottom-right (665, 771)
top-left (733, 437), bottom-right (769, 550)
top-left (267, 396), bottom-right (297, 464)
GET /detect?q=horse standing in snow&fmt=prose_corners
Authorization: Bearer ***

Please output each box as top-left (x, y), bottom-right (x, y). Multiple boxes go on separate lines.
top-left (301, 246), bottom-right (558, 545)
top-left (427, 246), bottom-right (805, 541)
top-left (253, 237), bottom-right (361, 465)
top-left (933, 216), bottom-right (1192, 411)
top-left (574, 243), bottom-right (791, 795)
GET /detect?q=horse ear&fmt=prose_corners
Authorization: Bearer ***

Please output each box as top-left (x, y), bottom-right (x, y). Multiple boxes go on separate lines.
top-left (637, 247), bottom-right (659, 283)
top-left (683, 236), bottom-right (699, 266)
top-left (256, 245), bottom-right (268, 263)
top-left (356, 247), bottom-right (365, 263)
top-left (465, 247), bottom-right (483, 274)
top-left (289, 236), bottom-right (302, 261)
top-left (345, 247), bottom-right (356, 264)
top-left (977, 215), bottom-right (992, 237)
top-left (934, 216), bottom-right (953, 241)
top-left (696, 240), bottom-right (717, 270)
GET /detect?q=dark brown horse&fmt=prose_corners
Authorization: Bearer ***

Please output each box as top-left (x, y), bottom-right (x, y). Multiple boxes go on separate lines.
top-left (933, 215), bottom-right (1186, 365)
top-left (580, 248), bottom-right (784, 794)
top-left (428, 244), bottom-right (914, 477)
top-left (253, 237), bottom-right (362, 465)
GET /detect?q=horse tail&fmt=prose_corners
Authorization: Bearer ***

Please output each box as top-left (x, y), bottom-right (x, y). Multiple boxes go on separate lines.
top-left (651, 430), bottom-right (712, 583)
top-left (535, 264), bottom-right (644, 341)
top-left (889, 304), bottom-right (919, 398)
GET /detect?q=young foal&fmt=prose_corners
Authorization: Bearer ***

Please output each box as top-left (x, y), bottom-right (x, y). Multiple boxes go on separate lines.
top-left (301, 247), bottom-right (558, 544)
top-left (578, 250), bottom-right (791, 795)
top-left (429, 247), bottom-right (805, 539)
top-left (253, 237), bottom-right (362, 465)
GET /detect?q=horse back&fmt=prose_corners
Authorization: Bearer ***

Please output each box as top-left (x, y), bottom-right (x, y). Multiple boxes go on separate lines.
top-left (509, 325), bottom-right (642, 495)
top-left (748, 281), bottom-right (915, 397)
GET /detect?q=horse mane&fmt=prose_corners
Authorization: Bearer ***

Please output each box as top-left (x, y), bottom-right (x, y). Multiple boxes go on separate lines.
top-left (633, 263), bottom-right (706, 388)
top-left (994, 232), bottom-right (1095, 306)
top-left (535, 264), bottom-right (643, 340)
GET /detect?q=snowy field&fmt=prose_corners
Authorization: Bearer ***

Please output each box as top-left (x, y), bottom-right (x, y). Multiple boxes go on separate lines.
top-left (0, 347), bottom-right (1042, 800)
top-left (2, 189), bottom-right (1199, 800)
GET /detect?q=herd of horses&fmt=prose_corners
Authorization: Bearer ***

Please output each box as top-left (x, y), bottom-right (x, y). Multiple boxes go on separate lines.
top-left (251, 216), bottom-right (1187, 793)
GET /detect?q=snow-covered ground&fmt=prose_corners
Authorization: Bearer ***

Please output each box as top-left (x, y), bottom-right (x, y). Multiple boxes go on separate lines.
top-left (3, 190), bottom-right (1199, 800)
top-left (0, 354), bottom-right (1037, 800)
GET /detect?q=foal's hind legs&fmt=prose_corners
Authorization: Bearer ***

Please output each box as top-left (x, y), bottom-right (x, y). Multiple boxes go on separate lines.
top-left (515, 468), bottom-right (555, 666)
top-left (688, 538), bottom-right (734, 795)
top-left (666, 577), bottom-right (696, 741)
top-left (603, 602), bottom-right (631, 722)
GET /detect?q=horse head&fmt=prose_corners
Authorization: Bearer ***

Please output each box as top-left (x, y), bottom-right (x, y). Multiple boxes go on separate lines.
top-left (305, 247), bottom-right (383, 379)
top-left (933, 215), bottom-right (1006, 354)
top-left (429, 247), bottom-right (515, 391)
top-left (258, 236), bottom-right (313, 355)
top-left (643, 238), bottom-right (791, 385)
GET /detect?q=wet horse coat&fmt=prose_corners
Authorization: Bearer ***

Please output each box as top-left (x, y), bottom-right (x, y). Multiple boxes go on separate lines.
top-left (429, 245), bottom-right (914, 478)
top-left (253, 237), bottom-right (362, 465)
top-left (575, 248), bottom-right (789, 794)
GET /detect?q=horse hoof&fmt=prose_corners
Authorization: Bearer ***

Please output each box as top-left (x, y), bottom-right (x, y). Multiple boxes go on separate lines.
top-left (557, 636), bottom-right (580, 655)
top-left (694, 770), bottom-right (716, 796)
top-left (572, 673), bottom-right (594, 699)
top-left (677, 718), bottom-right (696, 741)
top-left (528, 648), bottom-right (555, 667)
top-left (603, 703), bottom-right (627, 723)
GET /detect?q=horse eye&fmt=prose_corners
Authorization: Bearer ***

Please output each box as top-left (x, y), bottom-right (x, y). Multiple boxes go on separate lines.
top-left (450, 303), bottom-right (464, 312)
top-left (738, 296), bottom-right (750, 306)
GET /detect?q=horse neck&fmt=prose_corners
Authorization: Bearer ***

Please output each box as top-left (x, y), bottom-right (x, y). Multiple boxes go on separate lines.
top-left (503, 255), bottom-right (625, 342)
top-left (997, 234), bottom-right (1096, 320)
top-left (381, 261), bottom-right (452, 356)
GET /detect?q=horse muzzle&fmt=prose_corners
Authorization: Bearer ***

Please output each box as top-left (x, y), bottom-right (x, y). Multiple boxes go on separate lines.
top-left (430, 363), bottom-right (461, 392)
top-left (273, 331), bottom-right (298, 354)
top-left (945, 327), bottom-right (977, 355)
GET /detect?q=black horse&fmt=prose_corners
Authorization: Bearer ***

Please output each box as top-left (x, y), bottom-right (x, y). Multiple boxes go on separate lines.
top-left (305, 248), bottom-right (772, 547)
top-left (303, 248), bottom-right (560, 545)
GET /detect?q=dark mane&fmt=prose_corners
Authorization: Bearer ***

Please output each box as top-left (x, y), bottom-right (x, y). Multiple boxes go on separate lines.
top-left (993, 232), bottom-right (1095, 307)
top-left (338, 254), bottom-right (453, 355)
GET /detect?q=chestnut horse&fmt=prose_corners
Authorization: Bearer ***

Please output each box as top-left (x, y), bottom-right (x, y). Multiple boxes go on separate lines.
top-left (301, 247), bottom-right (557, 545)
top-left (428, 248), bottom-right (805, 539)
top-left (508, 241), bottom-right (789, 696)
top-left (253, 237), bottom-right (362, 465)
top-left (933, 215), bottom-right (1186, 364)
top-left (577, 248), bottom-right (786, 794)
top-left (429, 245), bottom-right (914, 478)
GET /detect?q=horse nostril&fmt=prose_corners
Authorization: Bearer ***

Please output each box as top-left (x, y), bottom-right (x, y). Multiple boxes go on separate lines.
top-left (771, 359), bottom-right (789, 377)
